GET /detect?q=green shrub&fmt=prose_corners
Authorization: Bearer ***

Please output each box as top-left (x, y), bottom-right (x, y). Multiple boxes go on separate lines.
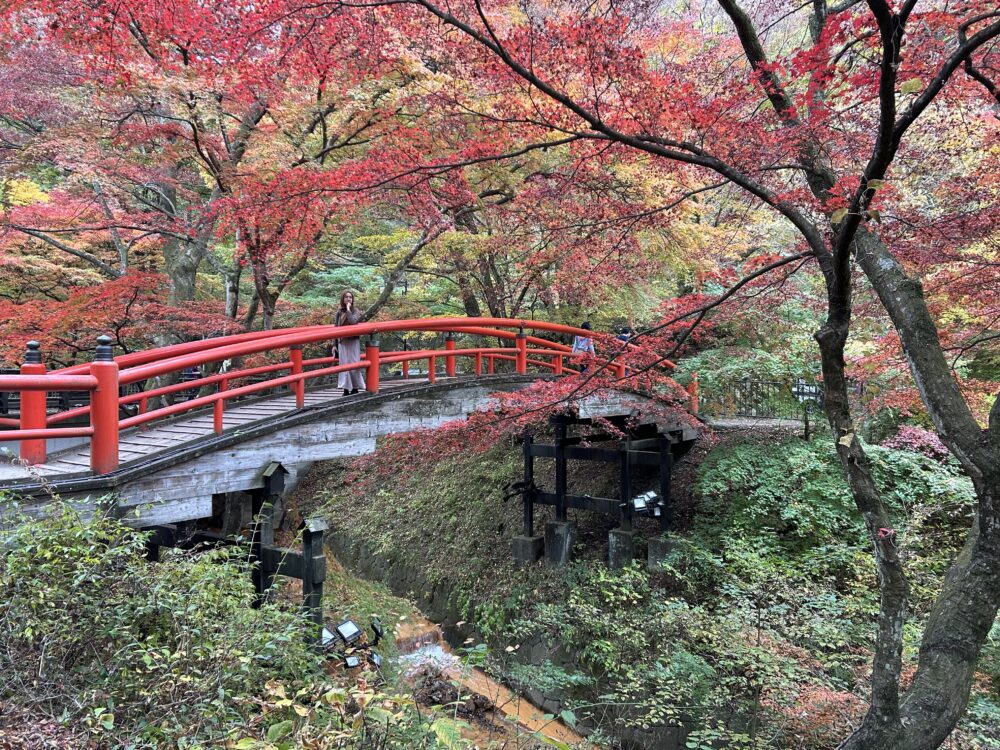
top-left (0, 500), bottom-right (320, 746)
top-left (0, 499), bottom-right (487, 749)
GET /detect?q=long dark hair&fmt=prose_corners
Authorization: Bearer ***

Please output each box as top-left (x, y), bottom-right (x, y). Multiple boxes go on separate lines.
top-left (338, 290), bottom-right (356, 312)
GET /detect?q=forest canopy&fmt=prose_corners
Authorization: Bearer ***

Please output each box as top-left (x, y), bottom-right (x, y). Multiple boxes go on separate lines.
top-left (1, 0), bottom-right (999, 748)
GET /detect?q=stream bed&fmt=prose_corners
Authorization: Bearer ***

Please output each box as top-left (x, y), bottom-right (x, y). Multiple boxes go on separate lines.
top-left (393, 614), bottom-right (589, 748)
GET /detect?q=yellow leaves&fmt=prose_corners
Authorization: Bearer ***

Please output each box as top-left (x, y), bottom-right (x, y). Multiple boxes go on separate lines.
top-left (355, 229), bottom-right (423, 266)
top-left (2, 178), bottom-right (48, 206)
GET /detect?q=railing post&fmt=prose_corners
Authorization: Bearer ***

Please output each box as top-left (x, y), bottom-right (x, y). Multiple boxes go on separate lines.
top-left (515, 330), bottom-right (527, 375)
top-left (688, 372), bottom-right (699, 415)
top-left (428, 355), bottom-right (436, 383)
top-left (402, 339), bottom-right (409, 380)
top-left (290, 344), bottom-right (304, 408)
top-left (444, 335), bottom-right (456, 377)
top-left (365, 340), bottom-right (380, 393)
top-left (474, 352), bottom-right (482, 377)
top-left (553, 353), bottom-right (563, 376)
top-left (19, 341), bottom-right (46, 465)
top-left (615, 359), bottom-right (626, 379)
top-left (90, 335), bottom-right (120, 474)
top-left (214, 377), bottom-right (228, 435)
top-left (487, 355), bottom-right (495, 375)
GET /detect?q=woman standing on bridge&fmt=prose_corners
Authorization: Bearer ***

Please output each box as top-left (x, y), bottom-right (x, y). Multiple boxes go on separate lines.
top-left (571, 321), bottom-right (596, 372)
top-left (336, 290), bottom-right (365, 395)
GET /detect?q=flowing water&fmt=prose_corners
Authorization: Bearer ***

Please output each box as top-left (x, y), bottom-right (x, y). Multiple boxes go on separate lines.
top-left (395, 616), bottom-right (590, 747)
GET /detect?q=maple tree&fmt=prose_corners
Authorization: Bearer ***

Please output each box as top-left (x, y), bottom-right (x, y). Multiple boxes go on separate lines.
top-left (0, 272), bottom-right (236, 367)
top-left (2, 0), bottom-right (999, 746)
top-left (0, 0), bottom-right (460, 332)
top-left (296, 0), bottom-right (997, 747)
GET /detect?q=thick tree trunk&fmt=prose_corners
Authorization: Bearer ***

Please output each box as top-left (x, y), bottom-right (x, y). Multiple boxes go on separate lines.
top-left (224, 262), bottom-right (241, 320)
top-left (164, 245), bottom-right (202, 304)
top-left (815, 298), bottom-right (909, 747)
top-left (834, 228), bottom-right (1000, 750)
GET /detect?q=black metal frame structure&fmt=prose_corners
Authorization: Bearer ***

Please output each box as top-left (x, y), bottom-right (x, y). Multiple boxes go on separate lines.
top-left (518, 413), bottom-right (696, 539)
top-left (142, 462), bottom-right (328, 644)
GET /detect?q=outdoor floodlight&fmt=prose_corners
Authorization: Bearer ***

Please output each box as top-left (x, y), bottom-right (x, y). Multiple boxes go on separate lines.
top-left (336, 619), bottom-right (363, 646)
top-left (368, 651), bottom-right (383, 668)
top-left (631, 490), bottom-right (659, 515)
top-left (321, 627), bottom-right (337, 648)
top-left (370, 618), bottom-right (383, 647)
top-left (344, 654), bottom-right (362, 669)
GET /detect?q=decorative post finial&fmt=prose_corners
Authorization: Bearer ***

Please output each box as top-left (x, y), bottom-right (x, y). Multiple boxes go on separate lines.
top-left (24, 341), bottom-right (42, 364)
top-left (94, 335), bottom-right (114, 362)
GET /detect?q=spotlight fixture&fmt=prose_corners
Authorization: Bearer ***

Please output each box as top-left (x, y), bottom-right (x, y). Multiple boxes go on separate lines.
top-left (625, 490), bottom-right (664, 518)
top-left (630, 490), bottom-right (659, 515)
top-left (321, 627), bottom-right (337, 648)
top-left (344, 654), bottom-right (362, 669)
top-left (336, 619), bottom-right (363, 646)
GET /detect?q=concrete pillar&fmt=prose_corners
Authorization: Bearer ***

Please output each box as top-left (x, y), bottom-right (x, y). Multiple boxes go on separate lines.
top-left (608, 528), bottom-right (636, 570)
top-left (512, 534), bottom-right (544, 567)
top-left (647, 535), bottom-right (675, 571)
top-left (544, 520), bottom-right (576, 567)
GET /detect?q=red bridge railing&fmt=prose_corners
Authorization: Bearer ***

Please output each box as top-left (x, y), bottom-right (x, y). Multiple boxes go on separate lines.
top-left (0, 318), bottom-right (681, 474)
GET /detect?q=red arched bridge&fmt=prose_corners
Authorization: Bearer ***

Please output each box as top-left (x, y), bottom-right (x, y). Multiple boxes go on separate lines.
top-left (0, 316), bottom-right (702, 599)
top-left (0, 318), bottom-right (697, 518)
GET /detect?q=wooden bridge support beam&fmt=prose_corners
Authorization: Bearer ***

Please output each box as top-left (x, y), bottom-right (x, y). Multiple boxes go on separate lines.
top-left (659, 437), bottom-right (673, 532)
top-left (250, 462), bottom-right (286, 605)
top-left (609, 444), bottom-right (636, 570)
top-left (513, 431), bottom-right (544, 567)
top-left (544, 417), bottom-right (576, 567)
top-left (300, 519), bottom-right (328, 644)
top-left (143, 461), bottom-right (329, 646)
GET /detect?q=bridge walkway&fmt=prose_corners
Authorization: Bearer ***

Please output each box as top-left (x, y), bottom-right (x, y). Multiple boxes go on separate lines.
top-left (0, 378), bottom-right (431, 482)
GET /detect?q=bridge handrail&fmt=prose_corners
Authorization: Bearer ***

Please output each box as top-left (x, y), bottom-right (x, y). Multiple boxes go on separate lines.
top-left (113, 319), bottom-right (592, 384)
top-left (38, 320), bottom-right (503, 372)
top-left (0, 375), bottom-right (98, 391)
top-left (0, 318), bottom-right (679, 474)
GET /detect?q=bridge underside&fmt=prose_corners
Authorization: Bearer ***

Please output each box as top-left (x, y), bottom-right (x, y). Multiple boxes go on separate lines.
top-left (0, 375), bottom-right (697, 527)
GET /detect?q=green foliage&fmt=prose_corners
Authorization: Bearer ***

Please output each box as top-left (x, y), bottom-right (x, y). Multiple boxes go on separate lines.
top-left (313, 428), bottom-right (992, 749)
top-left (0, 500), bottom-right (479, 749)
top-left (491, 561), bottom-right (802, 749)
top-left (676, 347), bottom-right (817, 392)
top-left (323, 446), bottom-right (527, 608)
top-left (0, 500), bottom-right (318, 745)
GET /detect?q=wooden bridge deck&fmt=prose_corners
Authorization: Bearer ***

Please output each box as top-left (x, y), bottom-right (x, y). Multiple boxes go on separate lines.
top-left (0, 378), bottom-right (429, 483)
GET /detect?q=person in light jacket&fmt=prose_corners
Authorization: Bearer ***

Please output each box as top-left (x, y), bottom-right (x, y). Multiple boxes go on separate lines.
top-left (571, 321), bottom-right (596, 372)
top-left (335, 290), bottom-right (366, 395)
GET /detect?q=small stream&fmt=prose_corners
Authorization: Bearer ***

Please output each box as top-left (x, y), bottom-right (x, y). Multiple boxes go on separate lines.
top-left (394, 615), bottom-right (588, 747)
